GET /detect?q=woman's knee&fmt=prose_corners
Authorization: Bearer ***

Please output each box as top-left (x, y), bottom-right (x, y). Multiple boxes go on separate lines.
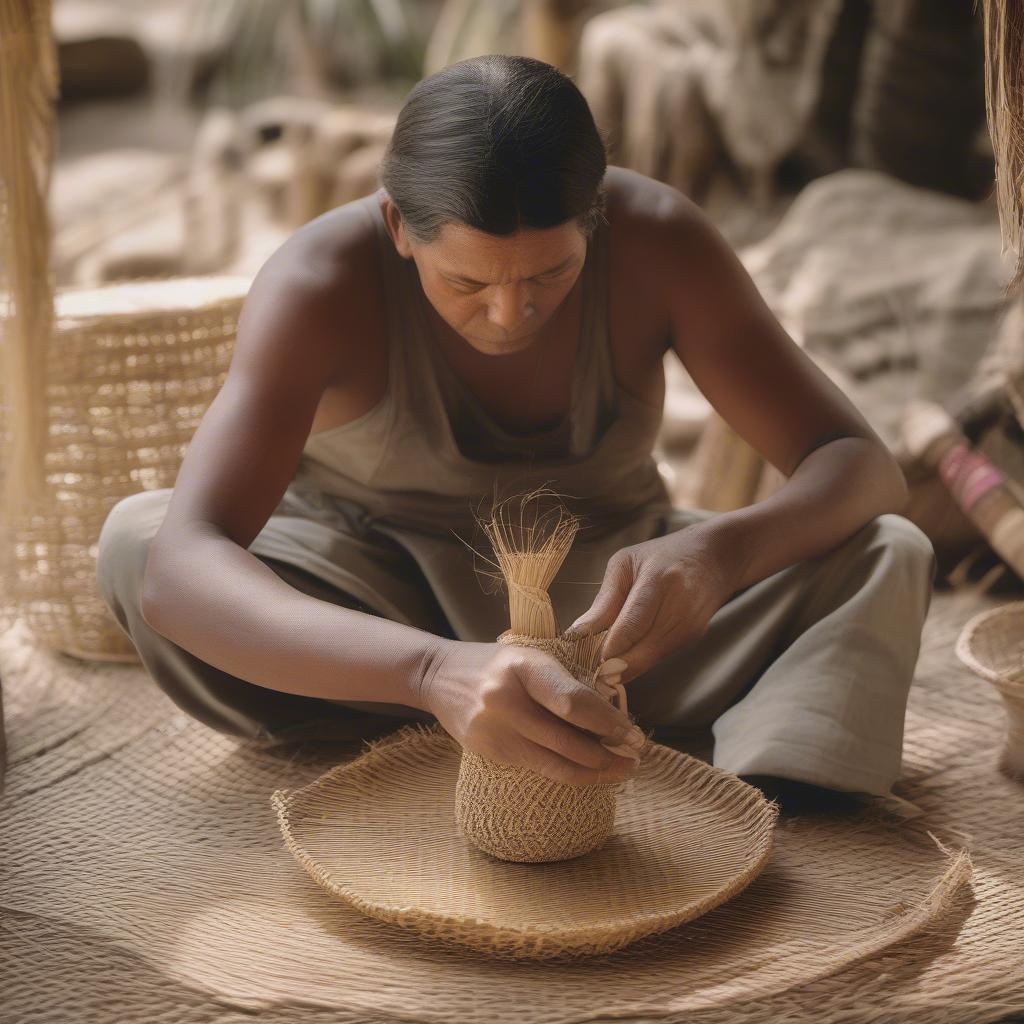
top-left (95, 489), bottom-right (172, 608)
top-left (865, 513), bottom-right (937, 583)
top-left (825, 512), bottom-right (936, 583)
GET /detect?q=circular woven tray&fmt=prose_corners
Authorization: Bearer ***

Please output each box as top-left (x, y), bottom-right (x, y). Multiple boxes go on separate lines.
top-left (271, 722), bottom-right (778, 961)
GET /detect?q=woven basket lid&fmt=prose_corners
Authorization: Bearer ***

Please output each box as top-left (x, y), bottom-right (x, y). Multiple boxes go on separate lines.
top-left (955, 600), bottom-right (1024, 692)
top-left (272, 722), bottom-right (778, 961)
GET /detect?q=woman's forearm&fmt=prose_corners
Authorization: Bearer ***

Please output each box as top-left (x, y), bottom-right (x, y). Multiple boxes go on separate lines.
top-left (696, 436), bottom-right (910, 595)
top-left (141, 527), bottom-right (448, 710)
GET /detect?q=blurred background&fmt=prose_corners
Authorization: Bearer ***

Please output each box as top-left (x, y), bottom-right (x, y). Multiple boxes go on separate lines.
top-left (5, 0), bottom-right (1024, 661)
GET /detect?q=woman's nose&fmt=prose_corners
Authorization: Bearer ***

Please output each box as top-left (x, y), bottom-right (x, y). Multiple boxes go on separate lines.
top-left (486, 284), bottom-right (535, 332)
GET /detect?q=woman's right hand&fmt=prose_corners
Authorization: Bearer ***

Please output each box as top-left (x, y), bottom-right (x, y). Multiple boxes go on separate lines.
top-left (416, 639), bottom-right (647, 787)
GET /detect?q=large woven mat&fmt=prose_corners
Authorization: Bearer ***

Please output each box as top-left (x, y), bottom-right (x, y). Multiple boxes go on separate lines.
top-left (2, 587), bottom-right (1023, 1024)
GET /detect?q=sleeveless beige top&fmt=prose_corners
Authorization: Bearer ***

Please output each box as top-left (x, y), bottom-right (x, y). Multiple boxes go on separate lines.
top-left (250, 189), bottom-right (678, 642)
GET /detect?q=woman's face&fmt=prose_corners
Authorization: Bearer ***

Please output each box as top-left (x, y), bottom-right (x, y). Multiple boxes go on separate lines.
top-left (380, 194), bottom-right (587, 357)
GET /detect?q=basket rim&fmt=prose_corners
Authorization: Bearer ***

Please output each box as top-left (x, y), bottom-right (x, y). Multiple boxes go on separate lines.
top-left (53, 274), bottom-right (253, 322)
top-left (954, 600), bottom-right (1024, 689)
top-left (271, 722), bottom-right (779, 958)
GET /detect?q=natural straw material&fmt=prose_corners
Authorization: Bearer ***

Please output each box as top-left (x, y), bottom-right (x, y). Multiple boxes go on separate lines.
top-left (0, 0), bottom-right (58, 517)
top-left (455, 627), bottom-right (622, 863)
top-left (955, 601), bottom-right (1024, 778)
top-left (272, 722), bottom-right (779, 961)
top-left (455, 488), bottom-right (629, 863)
top-left (0, 276), bottom-right (249, 661)
top-left (980, 0), bottom-right (1024, 292)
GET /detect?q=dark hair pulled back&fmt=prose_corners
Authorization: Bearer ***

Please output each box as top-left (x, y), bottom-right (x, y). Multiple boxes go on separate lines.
top-left (379, 54), bottom-right (609, 243)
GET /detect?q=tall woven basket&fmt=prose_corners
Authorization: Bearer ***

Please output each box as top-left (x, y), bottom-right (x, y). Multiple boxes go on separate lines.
top-left (454, 489), bottom-right (635, 863)
top-left (0, 276), bottom-right (249, 661)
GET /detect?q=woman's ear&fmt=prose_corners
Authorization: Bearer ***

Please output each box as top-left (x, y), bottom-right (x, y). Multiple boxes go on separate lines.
top-left (379, 195), bottom-right (414, 259)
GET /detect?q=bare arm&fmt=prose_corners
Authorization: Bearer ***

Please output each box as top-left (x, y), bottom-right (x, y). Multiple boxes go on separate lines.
top-left (141, 225), bottom-right (445, 710)
top-left (651, 184), bottom-right (909, 591)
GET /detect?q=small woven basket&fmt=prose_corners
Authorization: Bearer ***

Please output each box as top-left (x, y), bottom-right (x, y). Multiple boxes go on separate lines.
top-left (955, 601), bottom-right (1024, 779)
top-left (455, 626), bottom-right (626, 863)
top-left (453, 487), bottom-right (639, 863)
top-left (0, 276), bottom-right (248, 660)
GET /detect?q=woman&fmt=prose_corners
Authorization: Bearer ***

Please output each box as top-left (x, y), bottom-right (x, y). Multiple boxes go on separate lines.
top-left (96, 54), bottom-right (935, 812)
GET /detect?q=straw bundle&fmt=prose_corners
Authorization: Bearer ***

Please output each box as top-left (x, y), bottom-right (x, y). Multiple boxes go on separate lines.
top-left (0, 0), bottom-right (59, 518)
top-left (454, 488), bottom-right (635, 864)
top-left (980, 0), bottom-right (1024, 292)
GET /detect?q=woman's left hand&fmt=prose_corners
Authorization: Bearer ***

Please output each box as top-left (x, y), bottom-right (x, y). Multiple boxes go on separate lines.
top-left (563, 525), bottom-right (746, 685)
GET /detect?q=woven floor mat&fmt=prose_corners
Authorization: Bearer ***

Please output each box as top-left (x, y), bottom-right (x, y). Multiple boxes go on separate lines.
top-left (1, 587), bottom-right (1023, 1024)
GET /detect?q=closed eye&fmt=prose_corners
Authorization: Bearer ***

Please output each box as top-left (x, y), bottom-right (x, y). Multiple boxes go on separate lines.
top-left (448, 269), bottom-right (568, 293)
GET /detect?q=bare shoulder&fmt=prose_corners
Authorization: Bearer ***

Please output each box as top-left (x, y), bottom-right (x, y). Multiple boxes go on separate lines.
top-left (255, 192), bottom-right (381, 310)
top-left (603, 165), bottom-right (705, 255)
top-left (604, 164), bottom-right (684, 215)
top-left (601, 166), bottom-right (705, 372)
top-left (241, 192), bottom-right (386, 385)
top-left (256, 192), bottom-right (394, 436)
top-left (602, 165), bottom-right (743, 340)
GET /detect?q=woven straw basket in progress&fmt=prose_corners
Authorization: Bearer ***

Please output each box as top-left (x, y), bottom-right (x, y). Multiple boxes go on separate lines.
top-left (271, 723), bottom-right (779, 961)
top-left (956, 601), bottom-right (1024, 779)
top-left (453, 488), bottom-right (633, 863)
top-left (0, 276), bottom-right (249, 661)
top-left (454, 625), bottom-right (623, 863)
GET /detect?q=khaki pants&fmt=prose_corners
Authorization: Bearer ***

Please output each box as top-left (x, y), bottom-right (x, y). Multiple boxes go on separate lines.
top-left (96, 488), bottom-right (936, 797)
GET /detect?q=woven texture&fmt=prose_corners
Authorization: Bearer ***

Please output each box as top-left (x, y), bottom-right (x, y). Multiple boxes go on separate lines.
top-left (5, 588), bottom-right (1022, 1022)
top-left (0, 275), bottom-right (249, 661)
top-left (272, 720), bottom-right (778, 960)
top-left (454, 628), bottom-right (627, 865)
top-left (956, 601), bottom-right (1024, 778)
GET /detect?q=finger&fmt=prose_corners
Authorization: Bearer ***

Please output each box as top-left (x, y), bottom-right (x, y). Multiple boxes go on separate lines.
top-left (517, 702), bottom-right (640, 772)
top-left (518, 734), bottom-right (638, 788)
top-left (516, 653), bottom-right (638, 745)
top-left (605, 632), bottom-right (671, 684)
top-left (611, 590), bottom-right (704, 682)
top-left (563, 554), bottom-right (634, 639)
top-left (600, 577), bottom-right (666, 668)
